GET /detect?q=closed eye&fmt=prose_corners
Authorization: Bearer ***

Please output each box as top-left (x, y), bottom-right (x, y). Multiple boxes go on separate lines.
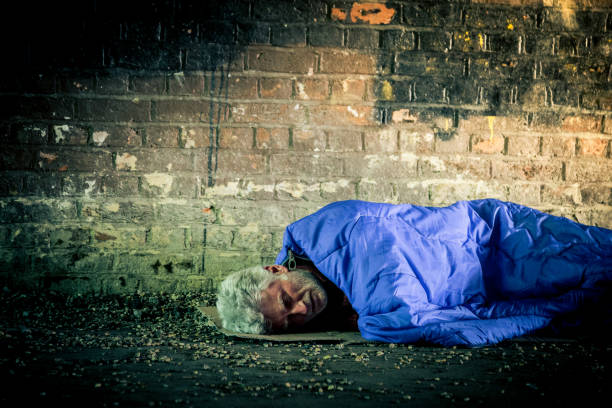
top-left (281, 291), bottom-right (292, 310)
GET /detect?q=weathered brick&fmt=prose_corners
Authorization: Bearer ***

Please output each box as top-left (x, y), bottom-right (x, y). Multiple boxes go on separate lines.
top-left (247, 48), bottom-right (317, 73)
top-left (203, 177), bottom-right (275, 200)
top-left (203, 249), bottom-right (262, 284)
top-left (1, 96), bottom-right (74, 121)
top-left (142, 173), bottom-right (197, 198)
top-left (51, 125), bottom-right (88, 145)
top-left (396, 181), bottom-right (430, 206)
top-left (321, 179), bottom-right (356, 201)
top-left (0, 173), bottom-right (22, 196)
top-left (492, 159), bottom-right (563, 182)
top-left (13, 123), bottom-right (49, 145)
top-left (344, 152), bottom-right (417, 178)
top-left (23, 173), bottom-right (61, 197)
top-left (270, 153), bottom-right (342, 177)
top-left (37, 149), bottom-right (112, 172)
top-left (326, 129), bottom-right (362, 152)
top-left (309, 25), bottom-right (344, 47)
top-left (419, 155), bottom-right (490, 180)
top-left (237, 23), bottom-right (271, 45)
top-left (144, 126), bottom-right (180, 147)
top-left (319, 50), bottom-right (377, 74)
top-left (115, 149), bottom-right (193, 172)
top-left (99, 173), bottom-right (140, 196)
top-left (381, 30), bottom-right (416, 51)
top-left (364, 127), bottom-right (398, 152)
top-left (168, 72), bottom-right (205, 95)
top-left (274, 179), bottom-right (320, 201)
top-left (0, 198), bottom-right (77, 223)
top-left (295, 78), bottom-right (329, 100)
top-left (216, 202), bottom-right (296, 227)
top-left (130, 74), bottom-right (166, 94)
top-left (506, 134), bottom-right (540, 157)
top-left (506, 182), bottom-right (541, 207)
top-left (471, 134), bottom-right (505, 155)
top-left (92, 225), bottom-right (146, 249)
top-left (399, 127), bottom-right (435, 153)
top-left (330, 79), bottom-right (366, 102)
top-left (60, 75), bottom-right (94, 93)
top-left (256, 127), bottom-right (289, 149)
top-left (231, 103), bottom-right (306, 125)
top-left (541, 135), bottom-right (575, 157)
top-left (232, 226), bottom-right (274, 251)
top-left (218, 127), bottom-right (253, 149)
top-left (96, 73), bottom-right (129, 94)
top-left (81, 200), bottom-right (156, 224)
top-left (225, 76), bottom-right (258, 98)
top-left (180, 126), bottom-right (208, 149)
top-left (260, 78), bottom-right (293, 99)
top-left (346, 28), bottom-right (379, 49)
top-left (577, 137), bottom-right (609, 157)
top-left (357, 179), bottom-right (397, 203)
top-left (91, 126), bottom-right (142, 147)
top-left (566, 159), bottom-right (612, 182)
top-left (292, 129), bottom-right (326, 151)
top-left (271, 25), bottom-right (306, 46)
top-left (154, 100), bottom-right (227, 123)
top-left (78, 98), bottom-right (150, 122)
top-left (435, 131), bottom-right (470, 153)
top-left (562, 114), bottom-right (602, 133)
top-left (429, 181), bottom-right (506, 205)
top-left (541, 183), bottom-right (582, 206)
top-left (213, 151), bottom-right (266, 176)
top-left (581, 184), bottom-right (612, 205)
top-left (308, 105), bottom-right (375, 126)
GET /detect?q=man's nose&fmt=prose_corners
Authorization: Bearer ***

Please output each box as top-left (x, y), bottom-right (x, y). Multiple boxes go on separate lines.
top-left (290, 301), bottom-right (307, 316)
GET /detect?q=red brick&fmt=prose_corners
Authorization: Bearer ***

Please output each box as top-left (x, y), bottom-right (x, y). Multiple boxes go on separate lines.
top-left (168, 72), bottom-right (205, 95)
top-left (471, 134), bottom-right (504, 155)
top-left (458, 115), bottom-right (529, 134)
top-left (37, 149), bottom-right (112, 172)
top-left (231, 103), bottom-right (306, 125)
top-left (130, 74), bottom-right (166, 94)
top-left (247, 48), bottom-right (317, 74)
top-left (327, 129), bottom-right (362, 152)
top-left (270, 153), bottom-right (342, 176)
top-left (577, 137), bottom-right (609, 157)
top-left (78, 99), bottom-right (150, 122)
top-left (562, 115), bottom-right (602, 133)
top-left (295, 78), bottom-right (329, 100)
top-left (331, 79), bottom-right (366, 102)
top-left (144, 126), bottom-right (180, 147)
top-left (541, 135), bottom-right (575, 157)
top-left (566, 159), bottom-right (612, 182)
top-left (219, 127), bottom-right (253, 149)
top-left (492, 159), bottom-right (563, 182)
top-left (364, 128), bottom-right (397, 152)
top-left (260, 78), bottom-right (292, 99)
top-left (154, 100), bottom-right (227, 123)
top-left (293, 129), bottom-right (326, 151)
top-left (214, 151), bottom-right (266, 175)
top-left (256, 128), bottom-right (289, 149)
top-left (308, 105), bottom-right (375, 126)
top-left (91, 126), bottom-right (142, 147)
top-left (506, 134), bottom-right (540, 157)
top-left (3, 96), bottom-right (74, 121)
top-left (180, 127), bottom-right (208, 148)
top-left (319, 50), bottom-right (377, 75)
top-left (225, 76), bottom-right (258, 98)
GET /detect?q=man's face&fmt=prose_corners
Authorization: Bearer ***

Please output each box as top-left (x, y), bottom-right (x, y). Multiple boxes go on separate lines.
top-left (259, 265), bottom-right (328, 332)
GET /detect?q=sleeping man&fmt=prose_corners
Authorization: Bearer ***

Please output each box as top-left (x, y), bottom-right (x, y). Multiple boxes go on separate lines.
top-left (216, 199), bottom-right (612, 346)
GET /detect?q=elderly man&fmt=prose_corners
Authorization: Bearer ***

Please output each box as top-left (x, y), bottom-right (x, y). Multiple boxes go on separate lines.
top-left (216, 199), bottom-right (612, 346)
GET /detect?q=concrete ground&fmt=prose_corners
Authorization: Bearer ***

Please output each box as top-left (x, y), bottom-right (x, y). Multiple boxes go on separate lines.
top-left (1, 290), bottom-right (610, 407)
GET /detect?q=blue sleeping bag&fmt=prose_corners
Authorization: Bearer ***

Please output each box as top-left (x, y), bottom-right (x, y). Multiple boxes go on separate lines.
top-left (275, 200), bottom-right (612, 346)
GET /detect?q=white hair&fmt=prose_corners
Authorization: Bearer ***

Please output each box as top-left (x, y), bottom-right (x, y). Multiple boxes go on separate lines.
top-left (216, 266), bottom-right (284, 334)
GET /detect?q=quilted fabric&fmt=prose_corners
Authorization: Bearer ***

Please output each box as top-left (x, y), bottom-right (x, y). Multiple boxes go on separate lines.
top-left (275, 200), bottom-right (612, 346)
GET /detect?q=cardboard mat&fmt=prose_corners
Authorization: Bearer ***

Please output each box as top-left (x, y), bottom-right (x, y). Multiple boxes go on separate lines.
top-left (198, 306), bottom-right (368, 343)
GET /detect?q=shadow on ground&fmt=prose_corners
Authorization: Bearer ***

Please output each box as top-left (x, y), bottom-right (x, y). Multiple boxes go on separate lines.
top-left (1, 289), bottom-right (610, 407)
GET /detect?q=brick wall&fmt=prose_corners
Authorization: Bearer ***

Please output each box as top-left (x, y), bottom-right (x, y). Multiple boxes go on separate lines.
top-left (1, 0), bottom-right (611, 293)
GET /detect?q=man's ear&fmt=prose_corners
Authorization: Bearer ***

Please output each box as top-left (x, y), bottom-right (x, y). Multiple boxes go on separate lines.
top-left (263, 265), bottom-right (289, 274)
